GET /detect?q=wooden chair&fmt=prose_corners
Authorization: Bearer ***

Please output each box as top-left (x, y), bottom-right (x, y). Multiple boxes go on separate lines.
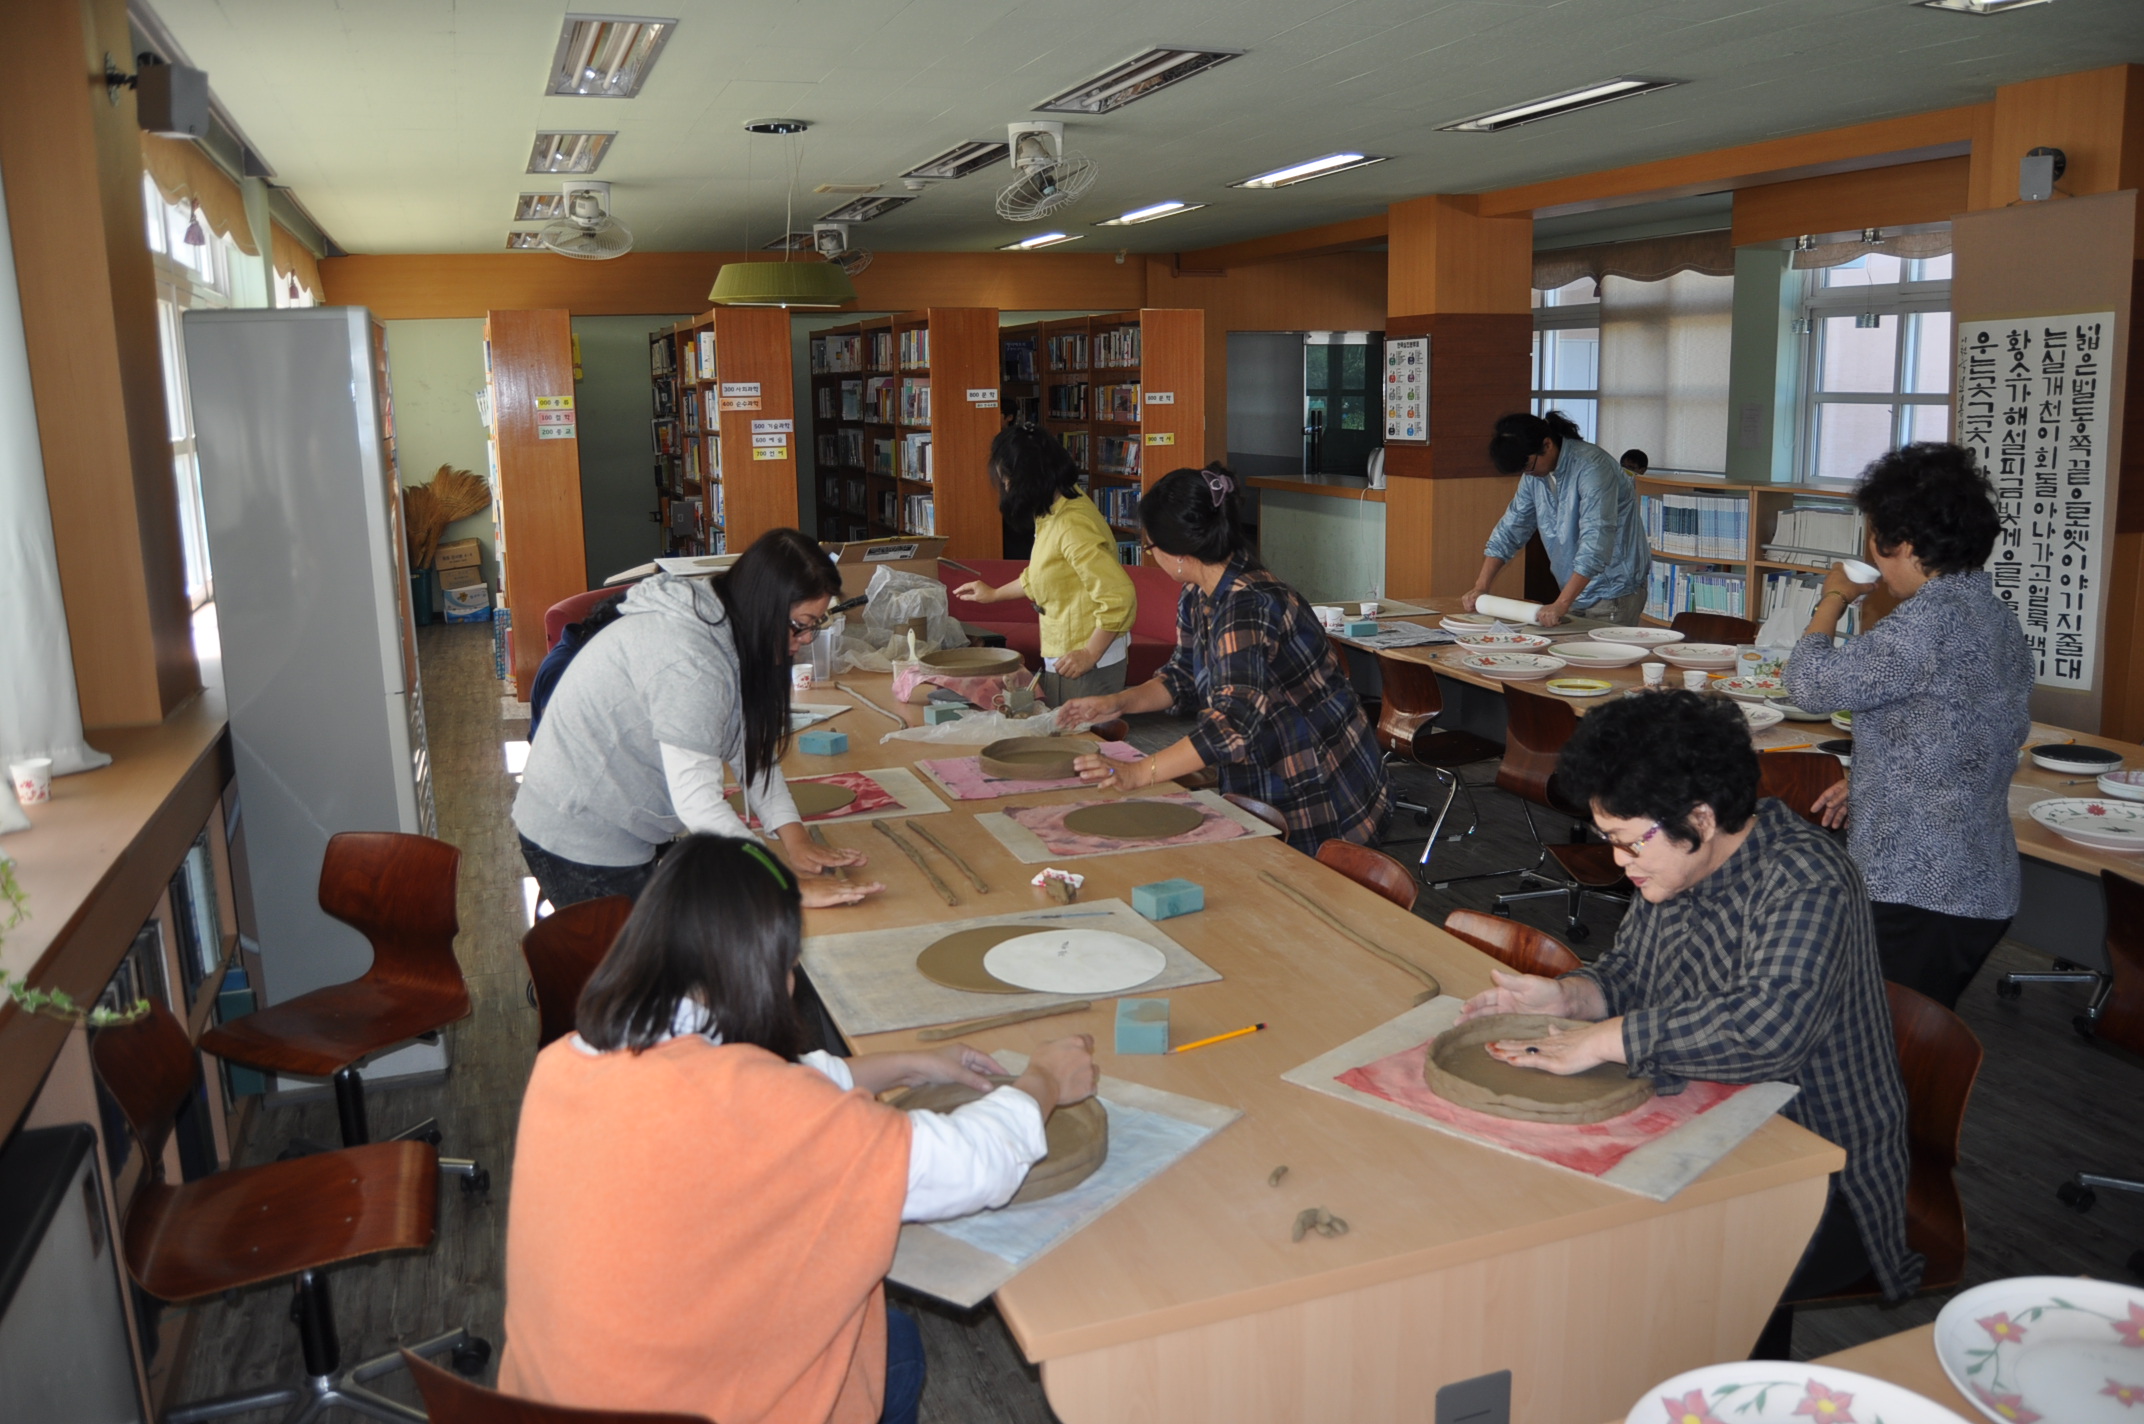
top-left (403, 1348), bottom-right (709, 1424)
top-left (93, 1004), bottom-right (488, 1423)
top-left (1223, 792), bottom-right (1290, 837)
top-left (523, 896), bottom-right (635, 1048)
top-left (1671, 610), bottom-right (1758, 646)
top-left (2055, 871), bottom-right (2144, 1276)
top-left (201, 831), bottom-right (488, 1194)
top-left (1442, 908), bottom-right (1582, 978)
top-left (1315, 840), bottom-right (1418, 911)
top-left (1372, 654), bottom-right (1503, 873)
top-left (1485, 688), bottom-right (1630, 942)
top-left (1759, 750), bottom-right (1846, 825)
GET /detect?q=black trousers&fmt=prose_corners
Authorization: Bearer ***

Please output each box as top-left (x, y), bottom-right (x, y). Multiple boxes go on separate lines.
top-left (1872, 900), bottom-right (2011, 1010)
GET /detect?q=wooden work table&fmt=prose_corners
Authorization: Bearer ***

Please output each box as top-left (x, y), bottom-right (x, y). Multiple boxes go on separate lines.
top-left (794, 673), bottom-right (1842, 1424)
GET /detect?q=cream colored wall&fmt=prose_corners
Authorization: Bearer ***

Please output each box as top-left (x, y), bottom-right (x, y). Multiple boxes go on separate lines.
top-left (382, 318), bottom-right (492, 605)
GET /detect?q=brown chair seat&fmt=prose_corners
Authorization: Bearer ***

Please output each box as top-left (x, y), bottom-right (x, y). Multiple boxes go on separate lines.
top-left (1315, 840), bottom-right (1418, 911)
top-left (405, 1348), bottom-right (711, 1423)
top-left (1759, 751), bottom-right (1846, 826)
top-left (1672, 611), bottom-right (1758, 646)
top-left (201, 978), bottom-right (471, 1078)
top-left (1545, 842), bottom-right (1626, 889)
top-left (523, 897), bottom-right (636, 1049)
top-left (1223, 792), bottom-right (1290, 837)
top-left (1442, 909), bottom-right (1582, 978)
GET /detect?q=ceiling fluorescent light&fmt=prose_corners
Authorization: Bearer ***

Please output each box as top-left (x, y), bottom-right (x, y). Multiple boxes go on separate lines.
top-left (1232, 153), bottom-right (1388, 189)
top-left (901, 141), bottom-right (1010, 182)
top-left (1097, 200), bottom-right (1205, 226)
top-left (547, 15), bottom-right (676, 98)
top-left (515, 193), bottom-right (566, 221)
top-left (1438, 77), bottom-right (1678, 132)
top-left (505, 232), bottom-right (546, 249)
top-left (527, 131), bottom-right (615, 174)
top-left (999, 231), bottom-right (1081, 251)
top-left (1035, 47), bottom-right (1242, 115)
top-left (819, 194), bottom-right (915, 223)
top-left (1916, 0), bottom-right (2051, 12)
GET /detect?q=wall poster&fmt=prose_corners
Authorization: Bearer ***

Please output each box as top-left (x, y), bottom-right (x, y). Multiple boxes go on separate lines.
top-left (1383, 336), bottom-right (1428, 443)
top-left (1956, 311), bottom-right (2115, 691)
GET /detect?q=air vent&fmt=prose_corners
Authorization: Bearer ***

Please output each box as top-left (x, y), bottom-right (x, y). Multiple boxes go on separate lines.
top-left (819, 194), bottom-right (915, 223)
top-left (546, 15), bottom-right (676, 98)
top-left (900, 141), bottom-right (1009, 182)
top-left (528, 131), bottom-right (615, 174)
top-left (1437, 78), bottom-right (1679, 133)
top-left (506, 232), bottom-right (546, 249)
top-left (1035, 47), bottom-right (1241, 114)
top-left (515, 193), bottom-right (567, 221)
top-left (813, 183), bottom-right (883, 195)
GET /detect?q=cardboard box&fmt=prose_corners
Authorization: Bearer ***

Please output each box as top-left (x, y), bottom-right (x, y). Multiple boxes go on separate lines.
top-left (821, 536), bottom-right (946, 602)
top-left (435, 538), bottom-right (482, 572)
top-left (437, 565), bottom-right (484, 591)
top-left (443, 584), bottom-right (491, 622)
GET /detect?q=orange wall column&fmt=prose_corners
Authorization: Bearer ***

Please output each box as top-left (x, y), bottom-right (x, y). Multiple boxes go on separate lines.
top-left (1380, 196), bottom-right (1534, 601)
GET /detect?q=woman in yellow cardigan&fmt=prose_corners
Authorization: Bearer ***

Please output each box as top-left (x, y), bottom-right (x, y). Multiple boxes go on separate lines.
top-left (953, 423), bottom-right (1138, 705)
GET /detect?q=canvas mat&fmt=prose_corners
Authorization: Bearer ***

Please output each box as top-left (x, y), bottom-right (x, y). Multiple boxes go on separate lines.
top-left (888, 1050), bottom-right (1241, 1308)
top-left (800, 897), bottom-right (1221, 1037)
top-left (1281, 997), bottom-right (1799, 1202)
top-left (764, 765), bottom-right (949, 827)
top-left (974, 789), bottom-right (1283, 864)
top-left (915, 741), bottom-right (1140, 800)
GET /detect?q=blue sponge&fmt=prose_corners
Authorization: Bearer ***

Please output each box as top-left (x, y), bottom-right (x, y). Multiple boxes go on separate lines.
top-left (796, 729), bottom-right (848, 755)
top-left (923, 705), bottom-right (965, 724)
top-left (1115, 998), bottom-right (1170, 1054)
top-left (1343, 618), bottom-right (1381, 638)
top-left (1132, 878), bottom-right (1204, 920)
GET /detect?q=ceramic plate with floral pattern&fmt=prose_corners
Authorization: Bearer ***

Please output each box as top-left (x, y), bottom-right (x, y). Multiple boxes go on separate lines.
top-left (1659, 642), bottom-right (1742, 671)
top-left (2099, 770), bottom-right (2144, 803)
top-left (1717, 676), bottom-right (1790, 703)
top-left (1556, 640), bottom-right (1651, 668)
top-left (2025, 799), bottom-right (2144, 853)
top-left (1456, 652), bottom-right (1567, 682)
top-left (1740, 703), bottom-right (1786, 732)
top-left (1935, 1275), bottom-right (2144, 1424)
top-left (1456, 631), bottom-right (1552, 651)
top-left (1591, 626), bottom-right (1685, 648)
top-left (1629, 1362), bottom-right (1971, 1424)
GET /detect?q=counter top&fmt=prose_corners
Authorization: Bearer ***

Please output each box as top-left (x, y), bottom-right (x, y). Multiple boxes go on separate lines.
top-left (1245, 474), bottom-right (1385, 503)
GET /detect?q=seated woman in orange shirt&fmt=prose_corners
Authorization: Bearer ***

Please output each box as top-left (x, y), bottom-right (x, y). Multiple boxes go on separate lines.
top-left (499, 835), bottom-right (1098, 1424)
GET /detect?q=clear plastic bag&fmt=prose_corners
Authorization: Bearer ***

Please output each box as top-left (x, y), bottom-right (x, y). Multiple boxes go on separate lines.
top-left (837, 567), bottom-right (968, 671)
top-left (877, 708), bottom-right (1078, 746)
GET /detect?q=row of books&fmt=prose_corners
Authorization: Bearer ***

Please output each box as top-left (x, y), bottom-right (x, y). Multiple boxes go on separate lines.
top-left (1760, 569), bottom-right (1863, 636)
top-left (1097, 435), bottom-right (1142, 478)
top-left (1046, 381), bottom-right (1088, 421)
top-left (1092, 485), bottom-right (1141, 529)
top-left (1114, 540), bottom-right (1140, 567)
top-left (674, 332), bottom-right (717, 384)
top-left (813, 332), bottom-right (863, 373)
top-left (899, 378), bottom-right (930, 425)
top-left (898, 327), bottom-right (929, 370)
top-left (1764, 502), bottom-right (1867, 563)
top-left (1047, 332), bottom-right (1089, 372)
top-left (1002, 338), bottom-right (1037, 385)
top-left (1095, 383), bottom-right (1141, 423)
top-left (1640, 490), bottom-right (1750, 561)
top-left (1093, 325), bottom-right (1140, 369)
top-left (899, 432), bottom-right (932, 481)
top-left (649, 333), bottom-right (676, 376)
top-left (900, 494), bottom-right (936, 535)
top-left (678, 387), bottom-right (718, 435)
top-left (1004, 394), bottom-right (1040, 425)
top-left (683, 439), bottom-right (719, 487)
top-left (870, 437), bottom-right (893, 477)
top-left (1644, 561), bottom-right (1748, 622)
top-left (1057, 429), bottom-right (1089, 471)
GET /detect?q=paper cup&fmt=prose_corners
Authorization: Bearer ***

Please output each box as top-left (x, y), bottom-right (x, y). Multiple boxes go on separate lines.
top-left (790, 663), bottom-right (813, 692)
top-left (10, 757), bottom-right (51, 805)
top-left (1839, 558), bottom-right (1880, 584)
top-left (1313, 605), bottom-right (1343, 628)
top-left (1682, 668), bottom-right (1709, 690)
top-left (1641, 662), bottom-right (1666, 686)
top-left (1358, 600), bottom-right (1381, 617)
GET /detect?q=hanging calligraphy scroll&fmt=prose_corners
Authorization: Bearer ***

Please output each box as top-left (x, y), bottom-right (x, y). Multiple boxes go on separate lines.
top-left (1956, 312), bottom-right (2115, 691)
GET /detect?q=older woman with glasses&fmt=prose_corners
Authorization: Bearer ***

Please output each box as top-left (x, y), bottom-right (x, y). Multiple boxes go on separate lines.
top-left (514, 527), bottom-right (881, 910)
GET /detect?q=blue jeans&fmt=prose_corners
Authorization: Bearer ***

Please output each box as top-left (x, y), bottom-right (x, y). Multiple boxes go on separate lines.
top-left (518, 834), bottom-right (654, 910)
top-left (881, 1306), bottom-right (924, 1424)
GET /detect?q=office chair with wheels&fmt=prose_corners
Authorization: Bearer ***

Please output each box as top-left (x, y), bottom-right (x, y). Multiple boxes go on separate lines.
top-left (94, 1004), bottom-right (489, 1423)
top-left (201, 831), bottom-right (488, 1194)
top-left (1441, 909), bottom-right (1582, 978)
top-left (1372, 653), bottom-right (1503, 875)
top-left (1484, 688), bottom-right (1630, 941)
top-left (2054, 870), bottom-right (2144, 1277)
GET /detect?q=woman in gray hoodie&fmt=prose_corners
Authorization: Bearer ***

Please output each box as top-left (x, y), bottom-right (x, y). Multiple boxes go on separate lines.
top-left (514, 528), bottom-right (880, 910)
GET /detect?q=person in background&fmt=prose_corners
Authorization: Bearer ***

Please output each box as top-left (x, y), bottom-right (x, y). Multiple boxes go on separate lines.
top-left (953, 423), bottom-right (1138, 706)
top-left (514, 528), bottom-right (880, 910)
top-left (1460, 690), bottom-right (1918, 1354)
top-left (500, 835), bottom-right (1098, 1424)
top-left (1462, 410), bottom-right (1650, 626)
top-left (1057, 463), bottom-right (1388, 853)
top-left (1782, 443), bottom-right (2031, 1008)
top-left (1620, 448), bottom-right (1650, 477)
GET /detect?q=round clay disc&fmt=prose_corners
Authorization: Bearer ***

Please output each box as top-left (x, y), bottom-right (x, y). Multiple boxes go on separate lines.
top-left (897, 1079), bottom-right (1109, 1204)
top-left (921, 647), bottom-right (1024, 676)
top-left (982, 930), bottom-right (1168, 995)
top-left (1421, 1013), bottom-right (1655, 1125)
top-left (978, 737), bottom-right (1097, 781)
top-left (915, 926), bottom-right (1036, 994)
top-left (1062, 799), bottom-right (1206, 841)
top-left (727, 781), bottom-right (858, 820)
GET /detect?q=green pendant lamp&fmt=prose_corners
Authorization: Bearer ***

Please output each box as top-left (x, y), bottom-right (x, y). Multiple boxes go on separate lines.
top-left (711, 118), bottom-right (857, 309)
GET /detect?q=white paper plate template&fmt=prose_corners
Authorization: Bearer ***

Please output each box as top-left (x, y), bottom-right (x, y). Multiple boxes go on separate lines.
top-left (983, 930), bottom-right (1169, 995)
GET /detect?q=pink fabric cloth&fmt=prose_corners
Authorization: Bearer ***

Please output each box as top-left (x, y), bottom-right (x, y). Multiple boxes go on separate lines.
top-left (1001, 793), bottom-right (1250, 858)
top-left (891, 664), bottom-right (1033, 709)
top-left (1336, 1039), bottom-right (1749, 1178)
top-left (918, 742), bottom-right (1140, 800)
top-left (734, 772), bottom-right (898, 829)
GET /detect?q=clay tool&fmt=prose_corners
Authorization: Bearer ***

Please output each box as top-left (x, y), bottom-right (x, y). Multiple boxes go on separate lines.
top-left (905, 818), bottom-right (989, 893)
top-left (807, 825), bottom-right (850, 883)
top-left (875, 819), bottom-right (960, 905)
top-left (1171, 1022), bottom-right (1265, 1054)
top-left (915, 1000), bottom-right (1092, 1042)
top-left (834, 680), bottom-right (903, 724)
top-left (1027, 911), bottom-right (1111, 920)
top-left (940, 557), bottom-right (984, 581)
top-left (1760, 743), bottom-right (1814, 753)
top-left (1258, 870), bottom-right (1442, 1001)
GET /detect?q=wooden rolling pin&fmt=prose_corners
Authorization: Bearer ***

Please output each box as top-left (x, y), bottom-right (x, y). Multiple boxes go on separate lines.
top-left (916, 1000), bottom-right (1092, 1041)
top-left (1258, 870), bottom-right (1442, 1002)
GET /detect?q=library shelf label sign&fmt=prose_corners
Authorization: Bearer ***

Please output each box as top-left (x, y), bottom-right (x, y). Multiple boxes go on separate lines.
top-left (1145, 391), bottom-right (1175, 405)
top-left (535, 396), bottom-right (574, 410)
top-left (1957, 311), bottom-right (2114, 691)
top-left (752, 445), bottom-right (789, 461)
top-left (751, 419), bottom-right (793, 434)
top-left (966, 388), bottom-right (999, 406)
top-left (720, 381), bottom-right (762, 412)
top-left (1384, 336), bottom-right (1428, 443)
top-left (1144, 432), bottom-right (1175, 446)
top-left (752, 433), bottom-right (789, 448)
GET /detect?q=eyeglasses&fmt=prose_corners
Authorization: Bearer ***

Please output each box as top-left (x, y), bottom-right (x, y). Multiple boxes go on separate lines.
top-left (789, 614), bottom-right (830, 636)
top-left (1600, 822), bottom-right (1665, 857)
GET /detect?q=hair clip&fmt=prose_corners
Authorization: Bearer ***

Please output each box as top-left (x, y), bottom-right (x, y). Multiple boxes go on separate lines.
top-left (1201, 467), bottom-right (1234, 507)
top-left (739, 842), bottom-right (791, 890)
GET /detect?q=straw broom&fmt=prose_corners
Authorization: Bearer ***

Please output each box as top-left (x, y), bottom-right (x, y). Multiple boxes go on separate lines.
top-left (404, 464), bottom-right (492, 568)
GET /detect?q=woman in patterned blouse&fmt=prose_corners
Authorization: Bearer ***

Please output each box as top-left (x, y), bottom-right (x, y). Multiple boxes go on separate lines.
top-left (1059, 464), bottom-right (1389, 853)
top-left (1783, 444), bottom-right (2031, 1009)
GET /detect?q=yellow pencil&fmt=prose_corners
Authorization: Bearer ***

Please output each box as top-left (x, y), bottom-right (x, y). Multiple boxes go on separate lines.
top-left (1171, 1022), bottom-right (1267, 1054)
top-left (1761, 743), bottom-right (1814, 753)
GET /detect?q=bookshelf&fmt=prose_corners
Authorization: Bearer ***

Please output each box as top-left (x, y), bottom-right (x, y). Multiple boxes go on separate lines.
top-left (1632, 474), bottom-right (1893, 634)
top-left (810, 307), bottom-right (1002, 558)
top-left (484, 309), bottom-right (589, 698)
top-left (650, 306), bottom-right (799, 560)
top-left (998, 308), bottom-right (1204, 565)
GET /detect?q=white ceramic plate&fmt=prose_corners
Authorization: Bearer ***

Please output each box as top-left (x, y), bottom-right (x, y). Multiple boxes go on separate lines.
top-left (2027, 798), bottom-right (2144, 852)
top-left (1776, 702), bottom-right (1833, 722)
top-left (2100, 770), bottom-right (2144, 802)
top-left (1741, 704), bottom-right (1786, 732)
top-left (1831, 711), bottom-right (1855, 732)
top-left (1590, 626), bottom-right (1684, 648)
top-left (1440, 614), bottom-right (1497, 634)
top-left (1456, 652), bottom-right (1568, 682)
top-left (982, 930), bottom-right (1167, 995)
top-left (2031, 744), bottom-right (2124, 774)
top-left (1555, 640), bottom-right (1650, 668)
top-left (1934, 1274), bottom-right (2144, 1424)
top-left (1628, 1361), bottom-right (1972, 1424)
top-left (1456, 631), bottom-right (1552, 651)
top-left (1659, 642), bottom-right (1741, 671)
top-left (1545, 678), bottom-right (1614, 698)
top-left (1716, 676), bottom-right (1788, 703)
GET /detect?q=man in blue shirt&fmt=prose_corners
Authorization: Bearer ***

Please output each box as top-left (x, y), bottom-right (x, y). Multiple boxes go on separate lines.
top-left (1462, 410), bottom-right (1651, 626)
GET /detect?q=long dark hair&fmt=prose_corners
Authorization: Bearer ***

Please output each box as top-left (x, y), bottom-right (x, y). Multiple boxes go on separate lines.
top-left (991, 422), bottom-right (1083, 523)
top-left (1488, 410), bottom-right (1583, 475)
top-left (575, 835), bottom-right (806, 1058)
top-left (713, 528), bottom-right (842, 786)
top-left (1138, 462), bottom-right (1260, 568)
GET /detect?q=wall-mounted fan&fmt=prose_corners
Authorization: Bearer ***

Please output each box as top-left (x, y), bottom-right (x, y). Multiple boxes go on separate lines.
top-left (812, 222), bottom-right (872, 276)
top-left (995, 121), bottom-right (1097, 222)
top-left (539, 180), bottom-right (634, 259)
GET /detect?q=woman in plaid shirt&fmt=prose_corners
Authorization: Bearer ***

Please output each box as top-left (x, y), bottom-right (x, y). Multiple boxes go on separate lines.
top-left (1060, 465), bottom-right (1388, 853)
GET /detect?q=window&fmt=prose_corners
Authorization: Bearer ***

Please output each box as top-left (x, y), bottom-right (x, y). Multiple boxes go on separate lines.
top-left (1799, 252), bottom-right (1952, 482)
top-left (1531, 277), bottom-right (1599, 441)
top-left (143, 173), bottom-right (235, 608)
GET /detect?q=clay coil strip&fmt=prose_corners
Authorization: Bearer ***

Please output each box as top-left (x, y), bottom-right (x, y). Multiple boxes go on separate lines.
top-left (875, 819), bottom-right (960, 906)
top-left (904, 818), bottom-right (989, 893)
top-left (915, 1000), bottom-right (1093, 1041)
top-left (1257, 870), bottom-right (1442, 1001)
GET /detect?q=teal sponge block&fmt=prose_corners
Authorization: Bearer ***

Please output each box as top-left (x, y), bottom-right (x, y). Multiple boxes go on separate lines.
top-left (1115, 998), bottom-right (1171, 1055)
top-left (1132, 878), bottom-right (1204, 921)
top-left (796, 729), bottom-right (848, 755)
top-left (1343, 618), bottom-right (1381, 637)
top-left (923, 705), bottom-right (965, 724)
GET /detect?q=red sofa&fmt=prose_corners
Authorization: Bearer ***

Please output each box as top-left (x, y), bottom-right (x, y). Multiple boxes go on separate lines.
top-left (937, 559), bottom-right (1180, 683)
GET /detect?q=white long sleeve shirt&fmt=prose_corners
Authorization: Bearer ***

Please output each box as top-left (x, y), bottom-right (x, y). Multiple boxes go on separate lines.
top-left (659, 742), bottom-right (802, 840)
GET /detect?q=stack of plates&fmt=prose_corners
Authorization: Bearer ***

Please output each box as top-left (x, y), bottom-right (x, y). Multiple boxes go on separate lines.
top-left (1457, 652), bottom-right (1567, 682)
top-left (1831, 710), bottom-right (1855, 732)
top-left (1440, 613), bottom-right (1497, 635)
top-left (1556, 640), bottom-right (1650, 669)
top-left (2030, 743), bottom-right (2124, 775)
top-left (1590, 626), bottom-right (1684, 649)
top-left (1659, 642), bottom-right (1740, 671)
top-left (2027, 798), bottom-right (2144, 852)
